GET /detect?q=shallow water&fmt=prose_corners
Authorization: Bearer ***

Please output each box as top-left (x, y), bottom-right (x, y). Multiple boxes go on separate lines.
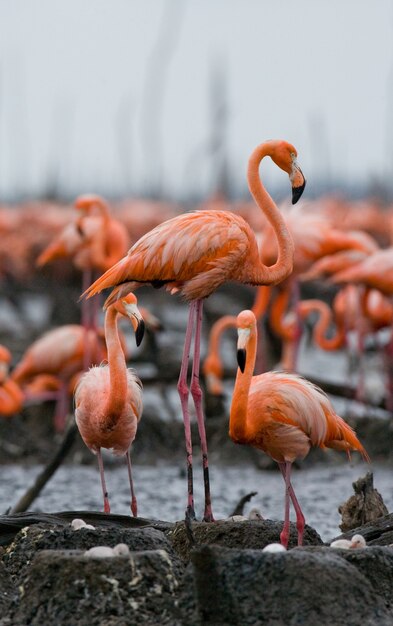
top-left (2, 462), bottom-right (392, 542)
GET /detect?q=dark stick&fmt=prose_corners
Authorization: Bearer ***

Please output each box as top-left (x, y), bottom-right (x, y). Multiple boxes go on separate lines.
top-left (9, 422), bottom-right (78, 514)
top-left (229, 491), bottom-right (258, 517)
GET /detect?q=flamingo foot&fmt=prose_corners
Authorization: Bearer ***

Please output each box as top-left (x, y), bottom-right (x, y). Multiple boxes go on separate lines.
top-left (54, 411), bottom-right (67, 433)
top-left (186, 504), bottom-right (197, 521)
top-left (280, 526), bottom-right (289, 549)
top-left (131, 498), bottom-right (138, 517)
top-left (203, 508), bottom-right (215, 523)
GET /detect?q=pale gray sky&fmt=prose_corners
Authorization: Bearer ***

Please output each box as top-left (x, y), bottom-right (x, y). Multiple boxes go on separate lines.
top-left (0, 0), bottom-right (392, 199)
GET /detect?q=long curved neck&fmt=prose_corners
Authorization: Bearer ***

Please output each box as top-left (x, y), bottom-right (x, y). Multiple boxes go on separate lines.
top-left (251, 286), bottom-right (271, 319)
top-left (300, 299), bottom-right (345, 350)
top-left (203, 315), bottom-right (237, 378)
top-left (94, 198), bottom-right (110, 224)
top-left (229, 326), bottom-right (257, 444)
top-left (247, 143), bottom-right (294, 285)
top-left (104, 307), bottom-right (127, 423)
top-left (208, 316), bottom-right (237, 355)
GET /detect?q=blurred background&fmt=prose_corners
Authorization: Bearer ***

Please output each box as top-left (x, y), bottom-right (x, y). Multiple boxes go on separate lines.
top-left (1, 0), bottom-right (393, 201)
top-left (0, 0), bottom-right (392, 535)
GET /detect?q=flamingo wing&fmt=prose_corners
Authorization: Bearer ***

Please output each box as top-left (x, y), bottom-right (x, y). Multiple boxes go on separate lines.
top-left (248, 372), bottom-right (329, 446)
top-left (84, 210), bottom-right (256, 300)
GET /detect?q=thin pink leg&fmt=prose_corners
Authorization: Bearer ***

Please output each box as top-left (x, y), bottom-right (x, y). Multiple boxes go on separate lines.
top-left (90, 288), bottom-right (101, 335)
top-left (82, 269), bottom-right (94, 372)
top-left (190, 299), bottom-right (214, 522)
top-left (53, 382), bottom-right (69, 433)
top-left (279, 461), bottom-right (291, 548)
top-left (177, 301), bottom-right (197, 520)
top-left (97, 448), bottom-right (110, 514)
top-left (126, 449), bottom-right (138, 517)
top-left (88, 270), bottom-right (101, 334)
top-left (278, 461), bottom-right (305, 546)
top-left (81, 269), bottom-right (93, 330)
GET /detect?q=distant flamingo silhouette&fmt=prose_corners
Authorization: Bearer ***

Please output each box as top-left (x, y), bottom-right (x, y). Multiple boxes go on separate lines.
top-left (74, 293), bottom-right (144, 516)
top-left (12, 324), bottom-right (108, 431)
top-left (230, 310), bottom-right (369, 548)
top-left (83, 139), bottom-right (306, 522)
top-left (37, 194), bottom-right (130, 340)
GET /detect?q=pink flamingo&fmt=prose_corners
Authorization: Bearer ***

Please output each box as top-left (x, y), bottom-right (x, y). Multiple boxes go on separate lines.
top-left (74, 293), bottom-right (144, 515)
top-left (230, 310), bottom-right (369, 547)
top-left (83, 139), bottom-right (306, 522)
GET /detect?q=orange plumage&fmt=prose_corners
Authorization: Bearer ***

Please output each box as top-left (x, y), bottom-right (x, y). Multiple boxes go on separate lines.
top-left (74, 293), bottom-right (144, 516)
top-left (230, 309), bottom-right (369, 547)
top-left (82, 139), bottom-right (306, 523)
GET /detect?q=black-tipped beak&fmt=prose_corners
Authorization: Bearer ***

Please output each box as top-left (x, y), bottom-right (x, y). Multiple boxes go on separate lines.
top-left (292, 178), bottom-right (306, 204)
top-left (75, 219), bottom-right (85, 237)
top-left (135, 319), bottom-right (145, 347)
top-left (237, 348), bottom-right (246, 373)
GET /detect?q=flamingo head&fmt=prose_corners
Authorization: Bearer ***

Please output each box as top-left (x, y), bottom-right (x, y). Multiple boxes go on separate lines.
top-left (269, 140), bottom-right (306, 204)
top-left (74, 194), bottom-right (108, 214)
top-left (236, 310), bottom-right (256, 372)
top-left (350, 534), bottom-right (366, 549)
top-left (113, 293), bottom-right (145, 347)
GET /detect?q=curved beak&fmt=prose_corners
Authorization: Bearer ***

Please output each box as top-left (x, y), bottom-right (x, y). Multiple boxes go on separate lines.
top-left (237, 349), bottom-right (246, 373)
top-left (123, 301), bottom-right (145, 347)
top-left (75, 216), bottom-right (85, 237)
top-left (290, 160), bottom-right (306, 204)
top-left (134, 318), bottom-right (145, 347)
top-left (237, 328), bottom-right (250, 373)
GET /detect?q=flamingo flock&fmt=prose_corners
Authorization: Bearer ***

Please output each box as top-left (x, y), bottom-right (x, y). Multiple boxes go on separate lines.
top-left (0, 138), bottom-right (381, 548)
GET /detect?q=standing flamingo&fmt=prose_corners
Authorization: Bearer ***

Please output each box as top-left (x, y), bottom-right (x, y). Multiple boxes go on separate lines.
top-left (12, 324), bottom-right (108, 432)
top-left (83, 139), bottom-right (306, 522)
top-left (331, 247), bottom-right (393, 295)
top-left (74, 293), bottom-right (144, 516)
top-left (230, 310), bottom-right (369, 548)
top-left (37, 194), bottom-right (130, 341)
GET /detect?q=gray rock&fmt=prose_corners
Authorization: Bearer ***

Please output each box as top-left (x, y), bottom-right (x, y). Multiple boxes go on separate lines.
top-left (168, 519), bottom-right (323, 562)
top-left (0, 561), bottom-right (13, 615)
top-left (340, 546), bottom-right (393, 613)
top-left (3, 523), bottom-right (183, 582)
top-left (294, 545), bottom-right (393, 612)
top-left (332, 511), bottom-right (393, 546)
top-left (191, 545), bottom-right (393, 625)
top-left (9, 548), bottom-right (182, 626)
